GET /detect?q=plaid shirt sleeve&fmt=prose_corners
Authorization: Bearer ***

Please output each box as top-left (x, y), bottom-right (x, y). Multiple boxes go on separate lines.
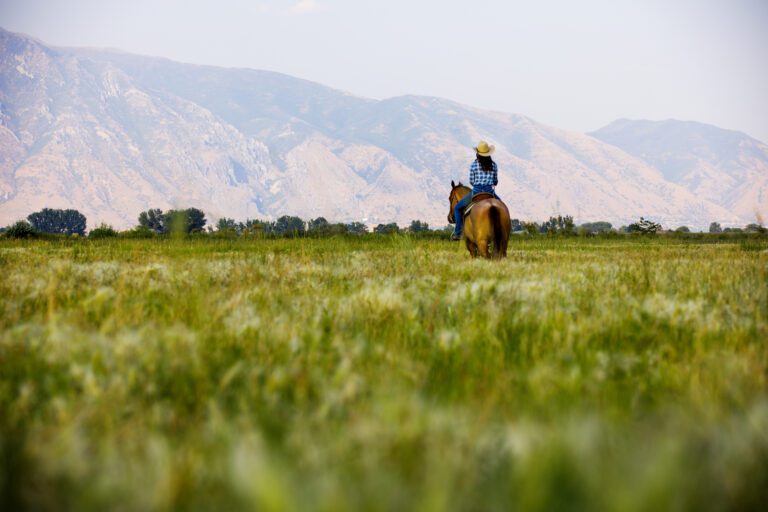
top-left (469, 160), bottom-right (498, 187)
top-left (469, 160), bottom-right (480, 186)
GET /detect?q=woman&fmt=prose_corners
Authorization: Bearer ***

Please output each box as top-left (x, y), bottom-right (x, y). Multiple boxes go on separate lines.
top-left (451, 140), bottom-right (502, 240)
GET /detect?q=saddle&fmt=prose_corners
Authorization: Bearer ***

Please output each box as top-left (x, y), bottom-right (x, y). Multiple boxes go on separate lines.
top-left (462, 192), bottom-right (495, 217)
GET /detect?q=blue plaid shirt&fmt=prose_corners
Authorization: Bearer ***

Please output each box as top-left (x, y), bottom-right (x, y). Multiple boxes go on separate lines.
top-left (469, 159), bottom-right (498, 189)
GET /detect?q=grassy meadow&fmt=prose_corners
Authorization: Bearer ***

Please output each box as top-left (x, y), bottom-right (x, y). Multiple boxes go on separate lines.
top-left (1, 235), bottom-right (767, 511)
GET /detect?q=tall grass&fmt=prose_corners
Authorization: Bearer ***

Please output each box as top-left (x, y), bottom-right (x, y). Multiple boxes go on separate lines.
top-left (1, 236), bottom-right (767, 511)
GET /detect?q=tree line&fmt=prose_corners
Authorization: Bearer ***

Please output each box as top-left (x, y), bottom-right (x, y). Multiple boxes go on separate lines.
top-left (2, 207), bottom-right (766, 239)
top-left (0, 207), bottom-right (446, 239)
top-left (136, 209), bottom-right (438, 237)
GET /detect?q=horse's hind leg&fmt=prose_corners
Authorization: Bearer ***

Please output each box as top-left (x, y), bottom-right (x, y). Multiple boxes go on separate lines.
top-left (477, 240), bottom-right (491, 259)
top-left (465, 239), bottom-right (478, 258)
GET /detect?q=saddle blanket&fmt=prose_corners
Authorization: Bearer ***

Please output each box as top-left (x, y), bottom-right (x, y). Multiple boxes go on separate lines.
top-left (463, 193), bottom-right (495, 217)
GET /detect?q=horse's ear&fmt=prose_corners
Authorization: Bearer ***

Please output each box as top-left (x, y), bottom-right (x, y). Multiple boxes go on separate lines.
top-left (451, 180), bottom-right (455, 188)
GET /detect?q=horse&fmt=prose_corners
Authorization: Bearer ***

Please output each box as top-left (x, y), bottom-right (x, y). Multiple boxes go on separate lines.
top-left (448, 181), bottom-right (511, 259)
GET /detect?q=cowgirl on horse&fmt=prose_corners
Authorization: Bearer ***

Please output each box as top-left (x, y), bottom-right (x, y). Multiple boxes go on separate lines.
top-left (448, 141), bottom-right (510, 258)
top-left (451, 141), bottom-right (503, 240)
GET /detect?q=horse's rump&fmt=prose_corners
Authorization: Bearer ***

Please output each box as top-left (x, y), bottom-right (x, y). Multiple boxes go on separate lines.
top-left (468, 198), bottom-right (510, 259)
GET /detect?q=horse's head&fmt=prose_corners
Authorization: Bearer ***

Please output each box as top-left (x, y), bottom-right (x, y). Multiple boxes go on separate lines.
top-left (448, 180), bottom-right (471, 224)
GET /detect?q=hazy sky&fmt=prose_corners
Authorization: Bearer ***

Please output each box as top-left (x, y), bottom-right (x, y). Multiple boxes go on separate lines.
top-left (2, 0), bottom-right (767, 141)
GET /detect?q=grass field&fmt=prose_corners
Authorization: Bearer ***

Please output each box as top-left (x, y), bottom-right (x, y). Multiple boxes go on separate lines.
top-left (1, 235), bottom-right (767, 511)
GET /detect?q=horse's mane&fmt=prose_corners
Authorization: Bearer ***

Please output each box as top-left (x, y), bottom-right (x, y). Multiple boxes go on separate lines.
top-left (454, 182), bottom-right (470, 192)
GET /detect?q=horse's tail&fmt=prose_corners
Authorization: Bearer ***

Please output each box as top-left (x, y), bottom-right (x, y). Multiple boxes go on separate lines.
top-left (490, 205), bottom-right (504, 258)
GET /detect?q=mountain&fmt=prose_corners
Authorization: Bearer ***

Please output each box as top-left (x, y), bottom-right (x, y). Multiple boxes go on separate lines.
top-left (590, 119), bottom-right (767, 224)
top-left (0, 28), bottom-right (751, 229)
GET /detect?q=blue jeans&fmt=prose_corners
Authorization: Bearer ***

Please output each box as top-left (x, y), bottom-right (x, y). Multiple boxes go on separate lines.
top-left (453, 187), bottom-right (501, 236)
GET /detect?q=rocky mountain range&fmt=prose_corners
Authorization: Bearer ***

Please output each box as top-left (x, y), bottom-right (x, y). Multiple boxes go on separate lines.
top-left (0, 27), bottom-right (764, 229)
top-left (590, 119), bottom-right (767, 225)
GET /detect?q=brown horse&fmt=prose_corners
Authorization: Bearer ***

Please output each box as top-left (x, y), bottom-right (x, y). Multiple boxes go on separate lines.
top-left (448, 181), bottom-right (511, 259)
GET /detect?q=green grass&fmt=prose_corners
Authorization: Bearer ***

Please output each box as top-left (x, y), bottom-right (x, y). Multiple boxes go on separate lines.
top-left (1, 236), bottom-right (767, 511)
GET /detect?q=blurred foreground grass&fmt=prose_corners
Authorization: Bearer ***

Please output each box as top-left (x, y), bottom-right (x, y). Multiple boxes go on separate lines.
top-left (1, 236), bottom-right (767, 511)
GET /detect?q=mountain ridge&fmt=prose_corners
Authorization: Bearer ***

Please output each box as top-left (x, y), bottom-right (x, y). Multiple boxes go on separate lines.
top-left (590, 118), bottom-right (768, 223)
top-left (0, 27), bottom-right (761, 229)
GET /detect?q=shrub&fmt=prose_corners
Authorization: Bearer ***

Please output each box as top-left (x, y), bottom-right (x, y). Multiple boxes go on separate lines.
top-left (580, 221), bottom-right (613, 234)
top-left (745, 223), bottom-right (767, 234)
top-left (240, 219), bottom-right (268, 237)
top-left (119, 226), bottom-right (156, 239)
top-left (89, 224), bottom-right (119, 239)
top-left (212, 228), bottom-right (239, 239)
top-left (3, 220), bottom-right (37, 238)
top-left (522, 222), bottom-right (539, 235)
top-left (626, 217), bottom-right (661, 234)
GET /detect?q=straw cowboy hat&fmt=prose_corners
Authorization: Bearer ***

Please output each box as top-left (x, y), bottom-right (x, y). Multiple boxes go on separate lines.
top-left (474, 140), bottom-right (495, 156)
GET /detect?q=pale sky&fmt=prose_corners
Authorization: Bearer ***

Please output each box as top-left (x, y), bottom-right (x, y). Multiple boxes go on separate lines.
top-left (2, 0), bottom-right (767, 141)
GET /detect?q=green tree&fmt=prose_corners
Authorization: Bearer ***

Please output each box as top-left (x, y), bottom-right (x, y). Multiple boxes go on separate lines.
top-left (543, 215), bottom-right (575, 235)
top-left (163, 208), bottom-right (207, 234)
top-left (708, 222), bottom-right (722, 233)
top-left (408, 220), bottom-right (429, 233)
top-left (675, 226), bottom-right (691, 233)
top-left (272, 215), bottom-right (305, 236)
top-left (346, 222), bottom-right (369, 235)
top-left (217, 217), bottom-right (238, 232)
top-left (374, 223), bottom-right (400, 234)
top-left (307, 217), bottom-right (330, 234)
top-left (184, 208), bottom-right (207, 233)
top-left (27, 208), bottom-right (86, 235)
top-left (138, 208), bottom-right (165, 233)
top-left (563, 215), bottom-right (575, 234)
